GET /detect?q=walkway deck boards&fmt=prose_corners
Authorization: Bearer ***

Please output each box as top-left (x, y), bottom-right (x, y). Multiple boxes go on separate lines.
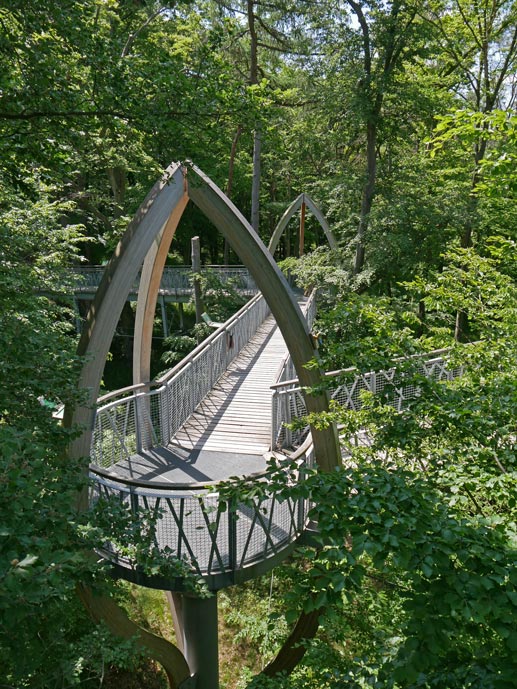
top-left (111, 304), bottom-right (303, 484)
top-left (170, 313), bottom-right (289, 457)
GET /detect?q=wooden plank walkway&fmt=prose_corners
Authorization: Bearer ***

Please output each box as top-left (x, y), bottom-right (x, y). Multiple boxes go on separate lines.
top-left (109, 298), bottom-right (306, 483)
top-left (169, 312), bottom-right (290, 456)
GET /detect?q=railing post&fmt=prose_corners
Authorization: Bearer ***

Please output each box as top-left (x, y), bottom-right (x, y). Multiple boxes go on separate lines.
top-left (191, 236), bottom-right (203, 325)
top-left (228, 497), bottom-right (238, 578)
top-left (297, 461), bottom-right (306, 532)
top-left (160, 384), bottom-right (171, 447)
top-left (271, 389), bottom-right (279, 449)
top-left (134, 395), bottom-right (143, 454)
top-left (284, 391), bottom-right (293, 448)
top-left (129, 487), bottom-right (139, 519)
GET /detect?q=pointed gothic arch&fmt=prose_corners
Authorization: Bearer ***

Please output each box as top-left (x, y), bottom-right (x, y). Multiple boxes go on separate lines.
top-left (68, 162), bottom-right (340, 689)
top-left (70, 162), bottom-right (339, 471)
top-left (268, 192), bottom-right (338, 257)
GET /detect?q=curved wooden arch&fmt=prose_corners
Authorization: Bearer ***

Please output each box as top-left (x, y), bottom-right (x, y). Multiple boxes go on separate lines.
top-left (68, 162), bottom-right (340, 687)
top-left (268, 192), bottom-right (338, 257)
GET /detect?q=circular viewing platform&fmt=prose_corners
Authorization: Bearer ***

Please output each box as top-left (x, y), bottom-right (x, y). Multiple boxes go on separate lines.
top-left (88, 293), bottom-right (315, 592)
top-left (90, 446), bottom-right (311, 592)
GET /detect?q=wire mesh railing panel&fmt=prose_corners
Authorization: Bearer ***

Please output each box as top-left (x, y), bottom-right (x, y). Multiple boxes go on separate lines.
top-left (136, 390), bottom-right (163, 451)
top-left (226, 296), bottom-right (271, 358)
top-left (166, 369), bottom-right (195, 439)
top-left (90, 294), bottom-right (271, 467)
top-left (270, 290), bottom-right (318, 448)
top-left (89, 470), bottom-right (310, 583)
top-left (304, 291), bottom-right (317, 331)
top-left (160, 267), bottom-right (192, 291)
top-left (272, 353), bottom-right (463, 450)
top-left (70, 266), bottom-right (258, 296)
top-left (91, 396), bottom-right (139, 468)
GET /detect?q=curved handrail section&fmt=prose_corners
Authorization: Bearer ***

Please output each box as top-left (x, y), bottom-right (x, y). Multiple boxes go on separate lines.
top-left (89, 446), bottom-right (313, 591)
top-left (91, 293), bottom-right (270, 468)
top-left (271, 349), bottom-right (463, 449)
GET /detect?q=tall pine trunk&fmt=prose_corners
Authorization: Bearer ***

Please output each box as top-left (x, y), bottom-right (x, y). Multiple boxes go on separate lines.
top-left (248, 0), bottom-right (260, 232)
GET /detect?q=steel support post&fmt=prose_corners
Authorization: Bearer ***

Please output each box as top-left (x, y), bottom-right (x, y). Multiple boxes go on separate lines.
top-left (191, 236), bottom-right (203, 325)
top-left (175, 593), bottom-right (219, 689)
top-left (160, 294), bottom-right (169, 338)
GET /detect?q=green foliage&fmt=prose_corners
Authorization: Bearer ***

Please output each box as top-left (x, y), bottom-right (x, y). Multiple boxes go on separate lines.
top-left (89, 494), bottom-right (209, 597)
top-left (160, 269), bottom-right (246, 370)
top-left (0, 182), bottom-right (141, 685)
top-left (2, 0), bottom-right (517, 685)
top-left (247, 243), bottom-right (517, 688)
top-left (195, 268), bottom-right (248, 322)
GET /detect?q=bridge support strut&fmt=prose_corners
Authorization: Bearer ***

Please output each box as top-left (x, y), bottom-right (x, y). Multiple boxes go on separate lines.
top-left (169, 592), bottom-right (219, 689)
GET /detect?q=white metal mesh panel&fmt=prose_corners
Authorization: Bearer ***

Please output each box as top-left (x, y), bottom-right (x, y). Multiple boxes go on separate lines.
top-left (272, 354), bottom-right (463, 450)
top-left (72, 266), bottom-right (258, 297)
top-left (90, 295), bottom-right (271, 466)
top-left (91, 396), bottom-right (138, 468)
top-left (89, 472), bottom-right (308, 580)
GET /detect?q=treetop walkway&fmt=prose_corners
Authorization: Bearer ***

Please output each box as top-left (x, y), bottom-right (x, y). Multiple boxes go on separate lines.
top-left (88, 282), bottom-right (457, 591)
top-left (70, 161), bottom-right (461, 688)
top-left (71, 264), bottom-right (258, 301)
top-left (89, 289), bottom-right (317, 590)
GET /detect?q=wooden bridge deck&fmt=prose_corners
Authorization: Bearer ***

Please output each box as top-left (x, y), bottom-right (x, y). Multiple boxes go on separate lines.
top-left (171, 314), bottom-right (287, 455)
top-left (112, 307), bottom-right (300, 485)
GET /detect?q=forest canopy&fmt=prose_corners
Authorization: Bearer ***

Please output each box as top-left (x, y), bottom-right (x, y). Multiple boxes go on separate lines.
top-left (1, 0), bottom-right (516, 687)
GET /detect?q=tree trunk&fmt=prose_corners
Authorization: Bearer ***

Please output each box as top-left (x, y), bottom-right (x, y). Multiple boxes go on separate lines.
top-left (261, 609), bottom-right (321, 678)
top-left (248, 0), bottom-right (261, 233)
top-left (456, 139), bottom-right (487, 340)
top-left (107, 165), bottom-right (126, 218)
top-left (354, 119), bottom-right (377, 274)
top-left (251, 125), bottom-right (261, 232)
top-left (224, 125), bottom-right (243, 263)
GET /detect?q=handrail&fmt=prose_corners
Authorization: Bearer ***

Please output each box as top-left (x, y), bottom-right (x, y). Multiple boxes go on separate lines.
top-left (271, 347), bottom-right (464, 450)
top-left (270, 347), bottom-right (454, 391)
top-left (89, 463), bottom-right (269, 492)
top-left (90, 293), bottom-right (271, 469)
top-left (157, 292), bottom-right (263, 385)
top-left (89, 442), bottom-right (313, 589)
top-left (270, 289), bottom-right (318, 387)
top-left (70, 265), bottom-right (257, 293)
top-left (97, 382), bottom-right (151, 405)
top-left (94, 293), bottom-right (265, 405)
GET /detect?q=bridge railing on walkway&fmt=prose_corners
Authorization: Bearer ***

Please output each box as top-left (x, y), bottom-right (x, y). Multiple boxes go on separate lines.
top-left (72, 265), bottom-right (258, 296)
top-left (270, 290), bottom-right (317, 448)
top-left (90, 293), bottom-right (271, 469)
top-left (271, 349), bottom-right (463, 449)
top-left (270, 289), bottom-right (318, 390)
top-left (89, 450), bottom-right (313, 589)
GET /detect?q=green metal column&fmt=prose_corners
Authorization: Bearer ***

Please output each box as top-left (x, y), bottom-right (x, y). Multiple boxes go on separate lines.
top-left (178, 593), bottom-right (219, 689)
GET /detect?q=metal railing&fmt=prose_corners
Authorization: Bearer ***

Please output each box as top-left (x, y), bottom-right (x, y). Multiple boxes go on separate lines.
top-left (91, 293), bottom-right (270, 468)
top-left (89, 449), bottom-right (313, 588)
top-left (271, 349), bottom-right (463, 449)
top-left (88, 288), bottom-right (317, 586)
top-left (72, 265), bottom-right (257, 296)
top-left (270, 290), bottom-right (317, 448)
top-left (270, 289), bottom-right (318, 393)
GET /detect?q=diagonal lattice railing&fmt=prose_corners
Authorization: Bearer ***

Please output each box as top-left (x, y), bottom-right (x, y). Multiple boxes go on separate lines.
top-left (91, 293), bottom-right (270, 469)
top-left (271, 349), bottom-right (463, 450)
top-left (89, 446), bottom-right (315, 589)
